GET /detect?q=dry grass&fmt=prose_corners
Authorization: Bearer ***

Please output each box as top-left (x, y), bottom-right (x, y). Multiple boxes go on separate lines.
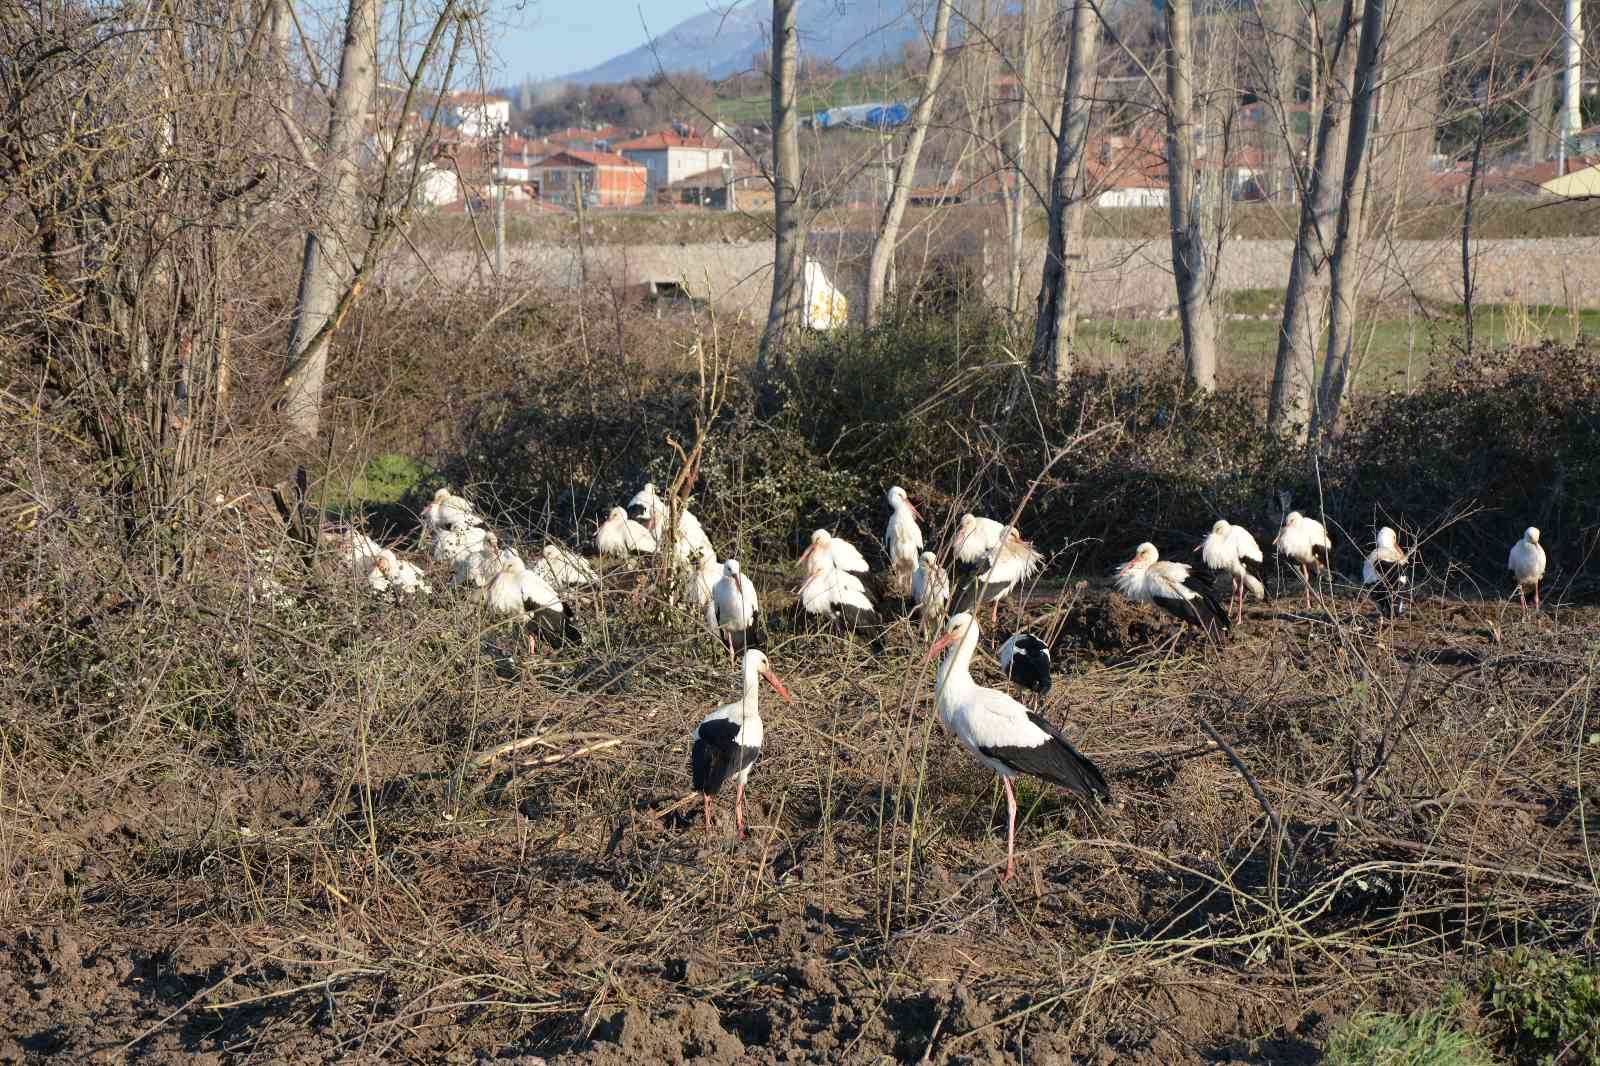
top-left (1, 468), bottom-right (1596, 1061)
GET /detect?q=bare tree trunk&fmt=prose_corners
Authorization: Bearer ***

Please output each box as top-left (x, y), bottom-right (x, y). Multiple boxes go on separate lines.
top-left (1266, 0), bottom-right (1361, 442)
top-left (1031, 0), bottom-right (1100, 388)
top-left (1528, 69), bottom-right (1553, 162)
top-left (1006, 0), bottom-right (1035, 315)
top-left (1460, 113), bottom-right (1485, 357)
top-left (865, 0), bottom-right (956, 328)
top-left (281, 0), bottom-right (378, 440)
top-left (1311, 0), bottom-right (1385, 446)
top-left (1163, 0), bottom-right (1218, 393)
top-left (759, 0), bottom-right (805, 371)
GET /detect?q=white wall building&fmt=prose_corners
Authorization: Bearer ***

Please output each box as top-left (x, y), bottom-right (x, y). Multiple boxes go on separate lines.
top-left (447, 92), bottom-right (510, 138)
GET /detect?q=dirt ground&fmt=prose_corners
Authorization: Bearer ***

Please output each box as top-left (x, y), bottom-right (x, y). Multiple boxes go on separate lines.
top-left (2, 566), bottom-right (1595, 1064)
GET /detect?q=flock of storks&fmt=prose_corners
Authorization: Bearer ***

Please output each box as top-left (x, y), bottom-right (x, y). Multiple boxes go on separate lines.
top-left (328, 481), bottom-right (1553, 882)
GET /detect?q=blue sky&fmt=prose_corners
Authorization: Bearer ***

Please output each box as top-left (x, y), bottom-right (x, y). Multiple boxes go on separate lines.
top-left (496, 1), bottom-right (723, 81)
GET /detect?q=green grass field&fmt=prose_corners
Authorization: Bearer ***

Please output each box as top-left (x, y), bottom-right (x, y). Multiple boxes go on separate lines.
top-left (1076, 294), bottom-right (1600, 389)
top-left (711, 69), bottom-right (914, 126)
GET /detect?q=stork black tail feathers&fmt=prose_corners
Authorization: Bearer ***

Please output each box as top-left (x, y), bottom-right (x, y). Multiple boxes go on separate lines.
top-left (560, 610), bottom-right (584, 645)
top-left (1311, 542), bottom-right (1332, 571)
top-left (1191, 586), bottom-right (1232, 639)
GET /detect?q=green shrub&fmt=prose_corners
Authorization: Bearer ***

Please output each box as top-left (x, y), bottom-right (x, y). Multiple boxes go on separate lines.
top-left (1324, 1005), bottom-right (1493, 1066)
top-left (1482, 949), bottom-right (1600, 1065)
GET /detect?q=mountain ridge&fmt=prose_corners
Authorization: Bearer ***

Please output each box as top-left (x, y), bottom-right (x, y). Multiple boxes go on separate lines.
top-left (559, 1), bottom-right (922, 85)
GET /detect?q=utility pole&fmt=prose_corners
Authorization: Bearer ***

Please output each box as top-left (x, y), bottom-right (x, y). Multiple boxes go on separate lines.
top-left (494, 125), bottom-right (506, 277)
top-left (1560, 0), bottom-right (1583, 176)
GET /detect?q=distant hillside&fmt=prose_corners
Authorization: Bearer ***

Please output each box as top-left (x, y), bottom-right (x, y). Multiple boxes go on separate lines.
top-left (560, 1), bottom-right (922, 85)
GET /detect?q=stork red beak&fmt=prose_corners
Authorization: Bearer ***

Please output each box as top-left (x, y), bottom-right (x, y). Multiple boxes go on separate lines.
top-left (761, 668), bottom-right (792, 702)
top-left (1115, 557), bottom-right (1136, 574)
top-left (909, 500), bottom-right (922, 521)
top-left (799, 542), bottom-right (815, 564)
top-left (923, 631), bottom-right (956, 665)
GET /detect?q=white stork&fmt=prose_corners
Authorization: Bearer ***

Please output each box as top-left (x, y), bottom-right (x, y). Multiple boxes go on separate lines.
top-left (1198, 519), bottom-right (1265, 621)
top-left (485, 555), bottom-right (580, 656)
top-left (1274, 511), bottom-right (1333, 609)
top-left (708, 559), bottom-right (760, 665)
top-left (798, 529), bottom-right (870, 575)
top-left (884, 486), bottom-right (924, 594)
top-left (685, 546), bottom-right (722, 615)
top-left (596, 506), bottom-right (658, 558)
top-left (954, 527), bottom-right (1043, 625)
top-left (1508, 526), bottom-right (1547, 615)
top-left (912, 551), bottom-right (951, 636)
top-left (433, 523), bottom-right (491, 567)
top-left (423, 487), bottom-right (483, 534)
top-left (691, 649), bottom-right (792, 839)
top-left (453, 531), bottom-right (510, 588)
top-left (1362, 526), bottom-right (1409, 618)
top-left (539, 543), bottom-right (601, 589)
top-left (332, 529), bottom-right (384, 577)
top-left (627, 481), bottom-right (661, 520)
top-left (366, 550), bottom-right (433, 597)
top-left (924, 612), bottom-right (1109, 882)
top-left (953, 513), bottom-right (1007, 567)
top-left (631, 482), bottom-right (712, 556)
top-left (799, 552), bottom-right (879, 629)
top-left (1115, 542), bottom-right (1230, 641)
top-left (999, 633), bottom-right (1051, 706)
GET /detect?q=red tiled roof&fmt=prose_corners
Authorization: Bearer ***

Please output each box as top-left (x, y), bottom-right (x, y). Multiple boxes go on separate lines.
top-left (1426, 155), bottom-right (1600, 197)
top-left (534, 148), bottom-right (645, 170)
top-left (613, 130), bottom-right (721, 151)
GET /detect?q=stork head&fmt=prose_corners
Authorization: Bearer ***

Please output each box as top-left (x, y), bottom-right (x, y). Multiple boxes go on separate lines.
top-left (887, 485), bottom-right (920, 519)
top-left (374, 553), bottom-right (394, 576)
top-left (1211, 519), bottom-right (1230, 537)
top-left (923, 611), bottom-right (977, 664)
top-left (918, 550), bottom-right (938, 568)
top-left (1376, 526), bottom-right (1399, 549)
top-left (1525, 526), bottom-right (1542, 544)
top-left (1117, 542), bottom-right (1159, 575)
top-left (500, 553), bottom-right (526, 576)
top-left (1283, 510), bottom-right (1303, 528)
top-left (723, 559), bottom-right (742, 578)
top-left (607, 506), bottom-right (628, 523)
top-left (541, 543), bottom-right (562, 563)
top-left (799, 529), bottom-right (829, 563)
top-left (742, 649), bottom-right (793, 703)
top-left (432, 487), bottom-right (451, 505)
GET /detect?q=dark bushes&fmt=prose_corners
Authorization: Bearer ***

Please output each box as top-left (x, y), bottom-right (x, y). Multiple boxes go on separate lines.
top-left (341, 289), bottom-right (1596, 592)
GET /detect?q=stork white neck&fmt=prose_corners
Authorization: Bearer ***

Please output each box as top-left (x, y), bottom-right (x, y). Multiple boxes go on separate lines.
top-left (936, 619), bottom-right (981, 703)
top-left (737, 656), bottom-right (765, 717)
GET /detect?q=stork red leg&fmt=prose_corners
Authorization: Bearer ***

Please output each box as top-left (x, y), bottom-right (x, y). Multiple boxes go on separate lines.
top-left (1002, 778), bottom-right (1018, 883)
top-left (703, 794), bottom-right (714, 833)
top-left (1534, 579), bottom-right (1541, 611)
top-left (734, 780), bottom-right (746, 840)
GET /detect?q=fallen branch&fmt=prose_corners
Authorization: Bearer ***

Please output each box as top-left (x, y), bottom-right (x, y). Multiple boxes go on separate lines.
top-left (517, 738), bottom-right (623, 767)
top-left (1198, 717), bottom-right (1293, 874)
top-left (469, 731), bottom-right (622, 769)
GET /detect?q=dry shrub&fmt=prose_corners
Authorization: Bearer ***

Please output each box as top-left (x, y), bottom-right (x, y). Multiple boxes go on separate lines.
top-left (1334, 340), bottom-right (1600, 588)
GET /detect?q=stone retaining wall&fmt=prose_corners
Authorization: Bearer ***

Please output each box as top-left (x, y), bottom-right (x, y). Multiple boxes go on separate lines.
top-left (381, 233), bottom-right (1600, 320)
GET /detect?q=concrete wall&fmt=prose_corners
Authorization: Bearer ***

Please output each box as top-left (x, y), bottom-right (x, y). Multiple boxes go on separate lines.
top-left (379, 234), bottom-right (1600, 319)
top-left (1018, 236), bottom-right (1600, 314)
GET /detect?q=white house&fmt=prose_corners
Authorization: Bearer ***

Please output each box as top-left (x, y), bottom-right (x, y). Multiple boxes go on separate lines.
top-left (612, 131), bottom-right (733, 196)
top-left (446, 92), bottom-right (510, 138)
